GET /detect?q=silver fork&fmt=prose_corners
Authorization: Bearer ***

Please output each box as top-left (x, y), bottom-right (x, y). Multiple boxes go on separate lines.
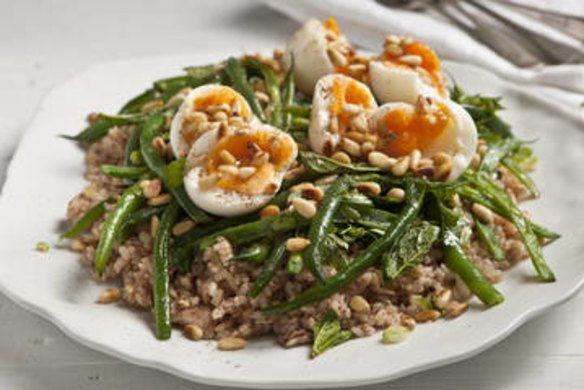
top-left (377, 0), bottom-right (584, 67)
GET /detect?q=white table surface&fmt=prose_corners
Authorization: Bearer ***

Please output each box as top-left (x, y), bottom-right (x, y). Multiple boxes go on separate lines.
top-left (1, 1), bottom-right (583, 389)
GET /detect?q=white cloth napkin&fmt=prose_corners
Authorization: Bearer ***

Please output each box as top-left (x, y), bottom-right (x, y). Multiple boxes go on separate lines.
top-left (260, 0), bottom-right (584, 113)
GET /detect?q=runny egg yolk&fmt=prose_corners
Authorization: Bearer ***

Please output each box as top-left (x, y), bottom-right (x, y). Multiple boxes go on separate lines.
top-left (192, 87), bottom-right (249, 116)
top-left (382, 40), bottom-right (446, 95)
top-left (378, 102), bottom-right (451, 157)
top-left (323, 17), bottom-right (341, 37)
top-left (330, 78), bottom-right (374, 132)
top-left (205, 130), bottom-right (296, 196)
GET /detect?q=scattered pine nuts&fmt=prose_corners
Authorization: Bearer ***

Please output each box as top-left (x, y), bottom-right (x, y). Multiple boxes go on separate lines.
top-left (286, 237), bottom-right (311, 252)
top-left (368, 151), bottom-right (396, 170)
top-left (70, 239), bottom-right (85, 252)
top-left (398, 54), bottom-right (423, 66)
top-left (409, 149), bottom-right (422, 170)
top-left (356, 181), bottom-right (382, 196)
top-left (239, 166), bottom-right (257, 180)
top-left (259, 205), bottom-right (280, 219)
top-left (386, 188), bottom-right (406, 203)
top-left (470, 153), bottom-right (481, 169)
top-left (433, 288), bottom-right (452, 309)
top-left (97, 288), bottom-right (122, 304)
top-left (391, 156), bottom-right (410, 176)
top-left (172, 220), bottom-right (196, 236)
top-left (217, 337), bottom-right (247, 351)
top-left (148, 193), bottom-right (172, 206)
top-left (218, 164), bottom-right (239, 176)
top-left (413, 309), bottom-right (441, 323)
top-left (184, 324), bottom-right (204, 341)
top-left (301, 186), bottom-right (325, 202)
top-left (349, 295), bottom-right (371, 313)
top-left (361, 141), bottom-right (375, 155)
top-left (400, 314), bottom-right (417, 330)
top-left (292, 197), bottom-right (317, 219)
top-left (219, 149), bottom-right (237, 165)
top-left (340, 137), bottom-right (362, 157)
top-left (444, 301), bottom-right (469, 318)
top-left (140, 179), bottom-right (162, 199)
top-left (331, 151), bottom-right (352, 164)
top-left (152, 136), bottom-right (167, 156)
top-left (150, 215), bottom-right (160, 237)
top-left (472, 203), bottom-right (494, 224)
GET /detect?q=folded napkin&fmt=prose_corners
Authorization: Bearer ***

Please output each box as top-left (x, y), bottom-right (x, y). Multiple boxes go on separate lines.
top-left (260, 0), bottom-right (584, 117)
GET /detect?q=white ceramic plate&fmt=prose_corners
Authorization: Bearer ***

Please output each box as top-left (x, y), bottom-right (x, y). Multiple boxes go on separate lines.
top-left (1, 51), bottom-right (583, 389)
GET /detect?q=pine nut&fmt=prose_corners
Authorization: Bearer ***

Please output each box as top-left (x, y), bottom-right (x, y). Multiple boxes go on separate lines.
top-left (349, 295), bottom-right (371, 313)
top-left (409, 149), bottom-right (422, 170)
top-left (259, 205), bottom-right (280, 219)
top-left (286, 237), bottom-right (311, 252)
top-left (331, 151), bottom-right (352, 164)
top-left (400, 314), bottom-right (417, 330)
top-left (413, 309), bottom-right (441, 323)
top-left (141, 99), bottom-right (164, 113)
top-left (350, 114), bottom-right (368, 132)
top-left (434, 288), bottom-right (452, 309)
top-left (184, 324), bottom-right (204, 341)
top-left (398, 54), bottom-right (422, 66)
top-left (172, 220), bottom-right (196, 236)
top-left (470, 153), bottom-right (481, 169)
top-left (348, 63), bottom-right (367, 75)
top-left (329, 115), bottom-right (339, 134)
top-left (140, 179), bottom-right (162, 199)
top-left (97, 288), bottom-right (122, 304)
top-left (198, 174), bottom-right (218, 191)
top-left (327, 47), bottom-right (348, 67)
top-left (219, 149), bottom-right (237, 165)
top-left (152, 136), bottom-right (167, 156)
top-left (290, 182), bottom-right (316, 193)
top-left (386, 188), bottom-right (405, 203)
top-left (444, 301), bottom-right (469, 318)
top-left (217, 337), bottom-right (247, 351)
top-left (150, 215), bottom-right (160, 237)
top-left (342, 103), bottom-right (363, 115)
top-left (391, 156), bottom-right (410, 176)
top-left (356, 181), bottom-right (382, 196)
top-left (148, 193), bottom-right (172, 206)
top-left (71, 239), bottom-right (85, 252)
top-left (341, 137), bottom-right (362, 157)
top-left (255, 91), bottom-right (270, 104)
top-left (368, 151), bottom-right (396, 170)
top-left (384, 34), bottom-right (401, 45)
top-left (361, 141), bottom-right (375, 155)
top-left (315, 175), bottom-right (338, 186)
top-left (385, 43), bottom-right (404, 56)
top-left (301, 186), bottom-right (325, 202)
top-left (292, 197), bottom-right (317, 219)
top-left (478, 143), bottom-right (488, 156)
top-left (251, 152), bottom-right (269, 167)
top-left (239, 166), bottom-right (257, 180)
top-left (218, 164), bottom-right (239, 176)
top-left (213, 111), bottom-right (228, 122)
top-left (472, 203), bottom-right (494, 224)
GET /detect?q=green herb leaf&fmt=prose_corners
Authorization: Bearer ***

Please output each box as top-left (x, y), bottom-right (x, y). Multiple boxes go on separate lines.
top-left (382, 221), bottom-right (440, 282)
top-left (311, 310), bottom-right (352, 358)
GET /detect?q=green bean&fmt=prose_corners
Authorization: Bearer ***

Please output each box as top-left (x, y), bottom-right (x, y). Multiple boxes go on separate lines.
top-left (474, 217), bottom-right (505, 261)
top-left (224, 57), bottom-right (266, 121)
top-left (287, 252), bottom-right (304, 275)
top-left (232, 242), bottom-right (271, 264)
top-left (140, 114), bottom-right (211, 223)
top-left (465, 172), bottom-right (555, 281)
top-left (61, 200), bottom-right (108, 239)
top-left (263, 180), bottom-right (425, 315)
top-left (501, 157), bottom-right (540, 198)
top-left (153, 201), bottom-right (179, 340)
top-left (246, 59), bottom-right (282, 127)
top-left (442, 231), bottom-right (504, 306)
top-left (291, 117), bottom-right (309, 131)
top-left (100, 164), bottom-right (149, 179)
top-left (305, 178), bottom-right (349, 282)
top-left (284, 105), bottom-right (311, 118)
top-left (250, 240), bottom-right (288, 297)
top-left (119, 89), bottom-right (157, 114)
top-left (125, 126), bottom-right (142, 166)
top-left (95, 183), bottom-right (144, 275)
top-left (63, 113), bottom-right (145, 143)
top-left (118, 206), bottom-right (166, 242)
top-left (281, 64), bottom-right (295, 131)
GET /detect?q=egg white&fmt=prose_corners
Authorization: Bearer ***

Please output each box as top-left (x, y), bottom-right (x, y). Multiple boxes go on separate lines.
top-left (184, 125), bottom-right (298, 217)
top-left (369, 61), bottom-right (440, 105)
top-left (283, 19), bottom-right (336, 96)
top-left (169, 85), bottom-right (255, 159)
top-left (373, 98), bottom-right (477, 182)
top-left (309, 74), bottom-right (377, 155)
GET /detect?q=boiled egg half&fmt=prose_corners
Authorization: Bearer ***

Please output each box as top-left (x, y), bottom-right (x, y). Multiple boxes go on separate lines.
top-left (170, 85), bottom-right (256, 159)
top-left (284, 18), bottom-right (356, 95)
top-left (183, 125), bottom-right (298, 217)
top-left (309, 74), bottom-right (378, 158)
top-left (372, 96), bottom-right (477, 182)
top-left (369, 37), bottom-right (448, 104)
